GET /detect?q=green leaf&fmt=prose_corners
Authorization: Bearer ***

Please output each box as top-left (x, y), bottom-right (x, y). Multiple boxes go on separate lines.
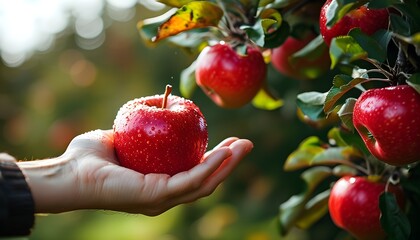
top-left (379, 192), bottom-right (411, 240)
top-left (332, 164), bottom-right (358, 176)
top-left (400, 165), bottom-right (420, 195)
top-left (348, 28), bottom-right (387, 62)
top-left (284, 136), bottom-right (361, 171)
top-left (292, 35), bottom-right (327, 60)
top-left (337, 97), bottom-right (357, 131)
top-left (296, 91), bottom-right (328, 120)
top-left (311, 146), bottom-right (361, 165)
top-left (329, 36), bottom-right (368, 69)
top-left (180, 60), bottom-right (197, 98)
top-left (157, 0), bottom-right (195, 8)
top-left (263, 20), bottom-right (290, 48)
top-left (289, 34), bottom-right (330, 79)
top-left (278, 167), bottom-right (332, 236)
top-left (393, 32), bottom-right (420, 55)
top-left (393, 1), bottom-right (420, 33)
top-left (284, 146), bottom-right (324, 171)
top-left (372, 29), bottom-right (393, 52)
top-left (167, 29), bottom-right (211, 50)
top-left (324, 75), bottom-right (369, 114)
top-left (325, 0), bottom-right (367, 27)
top-left (407, 73), bottom-right (420, 94)
top-left (327, 127), bottom-right (348, 147)
top-left (241, 19), bottom-right (266, 47)
top-left (254, 8), bottom-right (286, 48)
top-left (390, 14), bottom-right (411, 36)
top-left (259, 8), bottom-right (283, 32)
top-left (252, 86), bottom-right (284, 110)
top-left (153, 2), bottom-right (223, 42)
top-left (368, 0), bottom-right (400, 9)
top-left (266, 0), bottom-right (300, 8)
top-left (328, 127), bottom-right (371, 158)
top-left (295, 189), bottom-right (330, 229)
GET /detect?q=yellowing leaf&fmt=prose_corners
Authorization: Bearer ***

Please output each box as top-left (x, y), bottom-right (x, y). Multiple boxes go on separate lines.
top-left (295, 190), bottom-right (330, 229)
top-left (278, 167), bottom-right (332, 236)
top-left (252, 86), bottom-right (283, 110)
top-left (259, 8), bottom-right (282, 33)
top-left (158, 0), bottom-right (195, 8)
top-left (154, 1), bottom-right (223, 42)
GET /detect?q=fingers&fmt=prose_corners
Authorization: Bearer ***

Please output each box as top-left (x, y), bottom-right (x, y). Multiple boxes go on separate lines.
top-left (212, 137), bottom-right (240, 150)
top-left (167, 146), bottom-right (232, 194)
top-left (203, 137), bottom-right (239, 159)
top-left (167, 138), bottom-right (253, 205)
top-left (199, 139), bottom-right (253, 194)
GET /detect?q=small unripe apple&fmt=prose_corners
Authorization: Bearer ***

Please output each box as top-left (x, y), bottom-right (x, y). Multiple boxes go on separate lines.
top-left (353, 85), bottom-right (420, 166)
top-left (195, 42), bottom-right (266, 108)
top-left (113, 85), bottom-right (208, 176)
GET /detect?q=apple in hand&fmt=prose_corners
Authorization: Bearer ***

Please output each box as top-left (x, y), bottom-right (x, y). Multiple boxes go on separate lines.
top-left (329, 176), bottom-right (405, 240)
top-left (320, 0), bottom-right (390, 46)
top-left (195, 42), bottom-right (266, 108)
top-left (271, 33), bottom-right (330, 80)
top-left (353, 85), bottom-right (420, 166)
top-left (113, 85), bottom-right (208, 176)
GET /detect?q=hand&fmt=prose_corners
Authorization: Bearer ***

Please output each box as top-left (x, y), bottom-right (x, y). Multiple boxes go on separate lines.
top-left (18, 129), bottom-right (253, 215)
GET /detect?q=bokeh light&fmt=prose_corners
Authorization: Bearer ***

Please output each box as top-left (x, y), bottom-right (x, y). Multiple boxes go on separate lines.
top-left (0, 0), bottom-right (164, 67)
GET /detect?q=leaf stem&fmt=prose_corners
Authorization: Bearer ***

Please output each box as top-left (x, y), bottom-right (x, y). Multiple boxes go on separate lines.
top-left (324, 159), bottom-right (370, 176)
top-left (364, 58), bottom-right (394, 80)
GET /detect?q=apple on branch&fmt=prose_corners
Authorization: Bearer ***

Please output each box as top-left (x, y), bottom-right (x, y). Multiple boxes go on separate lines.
top-left (353, 85), bottom-right (420, 166)
top-left (113, 85), bottom-right (208, 176)
top-left (195, 42), bottom-right (266, 109)
top-left (329, 176), bottom-right (405, 240)
top-left (319, 0), bottom-right (390, 46)
top-left (271, 33), bottom-right (331, 81)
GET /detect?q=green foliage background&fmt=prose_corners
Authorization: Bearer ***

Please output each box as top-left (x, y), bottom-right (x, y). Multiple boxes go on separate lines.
top-left (0, 4), bottom-right (341, 240)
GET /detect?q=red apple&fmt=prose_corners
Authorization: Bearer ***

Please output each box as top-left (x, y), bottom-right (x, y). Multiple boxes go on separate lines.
top-left (113, 85), bottom-right (208, 176)
top-left (353, 85), bottom-right (420, 166)
top-left (271, 33), bottom-right (331, 80)
top-left (320, 0), bottom-right (390, 46)
top-left (195, 42), bottom-right (266, 108)
top-left (329, 176), bottom-right (405, 240)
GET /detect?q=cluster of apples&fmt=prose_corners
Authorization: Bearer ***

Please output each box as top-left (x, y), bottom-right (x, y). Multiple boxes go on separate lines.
top-left (316, 1), bottom-right (420, 239)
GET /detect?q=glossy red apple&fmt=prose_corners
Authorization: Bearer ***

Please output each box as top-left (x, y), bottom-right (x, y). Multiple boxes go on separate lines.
top-left (113, 85), bottom-right (208, 176)
top-left (320, 0), bottom-right (390, 46)
top-left (353, 85), bottom-right (420, 166)
top-left (271, 33), bottom-right (331, 80)
top-left (329, 176), bottom-right (405, 240)
top-left (195, 42), bottom-right (266, 108)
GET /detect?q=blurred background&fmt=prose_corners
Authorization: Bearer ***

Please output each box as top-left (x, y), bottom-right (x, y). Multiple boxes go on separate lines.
top-left (1, 0), bottom-right (340, 239)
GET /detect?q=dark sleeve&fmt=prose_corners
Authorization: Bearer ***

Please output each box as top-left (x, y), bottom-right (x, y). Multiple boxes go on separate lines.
top-left (0, 154), bottom-right (35, 237)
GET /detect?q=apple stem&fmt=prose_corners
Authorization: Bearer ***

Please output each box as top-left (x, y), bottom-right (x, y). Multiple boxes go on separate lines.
top-left (162, 84), bottom-right (172, 109)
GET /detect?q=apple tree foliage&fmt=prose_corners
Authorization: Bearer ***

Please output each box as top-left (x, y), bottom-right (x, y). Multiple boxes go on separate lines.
top-left (137, 0), bottom-right (420, 239)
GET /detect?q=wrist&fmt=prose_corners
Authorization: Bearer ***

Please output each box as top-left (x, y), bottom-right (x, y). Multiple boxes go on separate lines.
top-left (17, 155), bottom-right (81, 213)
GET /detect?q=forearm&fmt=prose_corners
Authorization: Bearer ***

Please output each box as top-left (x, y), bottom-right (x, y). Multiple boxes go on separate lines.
top-left (17, 155), bottom-right (81, 214)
